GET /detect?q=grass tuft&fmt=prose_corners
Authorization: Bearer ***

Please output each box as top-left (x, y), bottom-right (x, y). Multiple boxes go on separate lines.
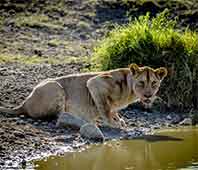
top-left (92, 10), bottom-right (198, 111)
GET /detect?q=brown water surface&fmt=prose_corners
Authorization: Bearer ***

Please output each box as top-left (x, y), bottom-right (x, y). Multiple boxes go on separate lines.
top-left (33, 127), bottom-right (198, 170)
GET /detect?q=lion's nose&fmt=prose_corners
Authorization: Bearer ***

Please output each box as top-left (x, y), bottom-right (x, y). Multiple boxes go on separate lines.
top-left (144, 94), bottom-right (152, 98)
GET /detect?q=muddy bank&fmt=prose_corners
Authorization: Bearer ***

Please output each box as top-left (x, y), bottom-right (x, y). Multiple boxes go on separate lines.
top-left (0, 0), bottom-right (197, 169)
top-left (0, 106), bottom-right (189, 169)
top-left (0, 62), bottom-right (191, 169)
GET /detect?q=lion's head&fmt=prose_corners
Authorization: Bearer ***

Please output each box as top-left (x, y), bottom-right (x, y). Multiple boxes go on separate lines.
top-left (129, 63), bottom-right (167, 108)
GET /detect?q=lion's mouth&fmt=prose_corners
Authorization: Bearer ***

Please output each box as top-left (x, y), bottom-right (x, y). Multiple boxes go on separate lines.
top-left (140, 99), bottom-right (152, 109)
top-left (143, 99), bottom-right (151, 104)
top-left (140, 98), bottom-right (152, 106)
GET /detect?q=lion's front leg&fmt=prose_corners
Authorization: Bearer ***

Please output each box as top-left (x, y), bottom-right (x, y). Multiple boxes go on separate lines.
top-left (108, 112), bottom-right (126, 128)
top-left (87, 75), bottom-right (125, 128)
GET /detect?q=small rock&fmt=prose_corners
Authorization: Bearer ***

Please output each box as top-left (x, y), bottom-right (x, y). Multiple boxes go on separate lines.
top-left (80, 123), bottom-right (104, 142)
top-left (13, 131), bottom-right (25, 138)
top-left (41, 122), bottom-right (48, 126)
top-left (48, 122), bottom-right (56, 128)
top-left (0, 146), bottom-right (5, 151)
top-left (179, 118), bottom-right (192, 126)
top-left (33, 122), bottom-right (39, 126)
top-left (166, 115), bottom-right (172, 120)
top-left (53, 135), bottom-right (75, 143)
top-left (21, 159), bottom-right (26, 169)
top-left (125, 129), bottom-right (145, 139)
top-left (19, 115), bottom-right (25, 119)
top-left (128, 122), bottom-right (136, 127)
top-left (27, 118), bottom-right (33, 123)
top-left (16, 119), bottom-right (26, 125)
top-left (56, 112), bottom-right (87, 129)
top-left (171, 115), bottom-right (182, 124)
top-left (152, 125), bottom-right (160, 129)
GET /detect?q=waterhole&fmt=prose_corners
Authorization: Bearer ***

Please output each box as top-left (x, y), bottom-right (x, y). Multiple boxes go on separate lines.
top-left (33, 127), bottom-right (198, 170)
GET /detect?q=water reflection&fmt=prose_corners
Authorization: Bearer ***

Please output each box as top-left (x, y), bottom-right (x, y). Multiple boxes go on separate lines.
top-left (34, 127), bottom-right (198, 170)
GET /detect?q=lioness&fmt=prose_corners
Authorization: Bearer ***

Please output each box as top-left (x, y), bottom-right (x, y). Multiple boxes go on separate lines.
top-left (0, 64), bottom-right (167, 128)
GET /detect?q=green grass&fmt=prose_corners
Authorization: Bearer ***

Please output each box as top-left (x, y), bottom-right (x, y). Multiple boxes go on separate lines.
top-left (123, 0), bottom-right (198, 8)
top-left (92, 10), bottom-right (198, 111)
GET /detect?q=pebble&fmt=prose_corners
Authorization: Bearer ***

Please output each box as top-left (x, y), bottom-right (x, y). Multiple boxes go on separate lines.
top-left (179, 118), bottom-right (192, 125)
top-left (56, 112), bottom-right (87, 129)
top-left (33, 122), bottom-right (39, 126)
top-left (16, 119), bottom-right (26, 125)
top-left (128, 122), bottom-right (136, 126)
top-left (152, 125), bottom-right (160, 129)
top-left (27, 118), bottom-right (34, 123)
top-left (21, 159), bottom-right (27, 168)
top-left (53, 135), bottom-right (75, 143)
top-left (166, 115), bottom-right (172, 120)
top-left (13, 131), bottom-right (25, 138)
top-left (41, 122), bottom-right (48, 126)
top-left (80, 123), bottom-right (104, 142)
top-left (19, 115), bottom-right (25, 119)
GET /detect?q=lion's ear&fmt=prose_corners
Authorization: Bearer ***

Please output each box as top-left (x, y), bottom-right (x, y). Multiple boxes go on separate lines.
top-left (155, 67), bottom-right (168, 80)
top-left (129, 63), bottom-right (140, 76)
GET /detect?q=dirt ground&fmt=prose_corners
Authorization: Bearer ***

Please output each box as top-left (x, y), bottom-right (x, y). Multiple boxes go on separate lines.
top-left (0, 0), bottom-right (197, 169)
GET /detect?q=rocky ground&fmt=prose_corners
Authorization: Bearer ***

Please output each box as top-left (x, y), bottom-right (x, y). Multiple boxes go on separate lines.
top-left (0, 0), bottom-right (197, 169)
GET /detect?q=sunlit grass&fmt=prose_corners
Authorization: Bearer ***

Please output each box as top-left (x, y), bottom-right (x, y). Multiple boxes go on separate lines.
top-left (92, 10), bottom-right (198, 110)
top-left (92, 10), bottom-right (198, 70)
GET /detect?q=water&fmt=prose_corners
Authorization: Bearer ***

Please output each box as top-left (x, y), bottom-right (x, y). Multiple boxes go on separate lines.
top-left (33, 127), bottom-right (198, 170)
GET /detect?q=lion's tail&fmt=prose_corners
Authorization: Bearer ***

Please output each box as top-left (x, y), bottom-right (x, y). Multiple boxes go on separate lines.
top-left (0, 105), bottom-right (24, 115)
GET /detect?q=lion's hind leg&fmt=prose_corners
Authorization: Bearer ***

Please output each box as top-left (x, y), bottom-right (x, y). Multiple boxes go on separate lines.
top-left (23, 80), bottom-right (66, 119)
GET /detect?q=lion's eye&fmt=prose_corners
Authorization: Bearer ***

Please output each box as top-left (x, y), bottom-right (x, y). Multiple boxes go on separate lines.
top-left (137, 81), bottom-right (145, 87)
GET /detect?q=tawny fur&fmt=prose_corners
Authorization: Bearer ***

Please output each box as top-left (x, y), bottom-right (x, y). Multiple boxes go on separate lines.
top-left (0, 64), bottom-right (167, 128)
